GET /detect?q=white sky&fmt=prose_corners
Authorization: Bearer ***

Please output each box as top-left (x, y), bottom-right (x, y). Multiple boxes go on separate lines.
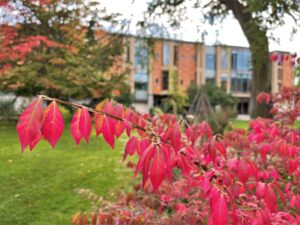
top-left (100, 0), bottom-right (300, 55)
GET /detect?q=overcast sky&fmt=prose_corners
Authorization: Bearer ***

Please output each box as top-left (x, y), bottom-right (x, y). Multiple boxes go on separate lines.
top-left (101, 0), bottom-right (300, 55)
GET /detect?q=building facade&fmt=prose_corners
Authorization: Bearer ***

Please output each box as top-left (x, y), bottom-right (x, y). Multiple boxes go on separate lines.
top-left (123, 36), bottom-right (294, 114)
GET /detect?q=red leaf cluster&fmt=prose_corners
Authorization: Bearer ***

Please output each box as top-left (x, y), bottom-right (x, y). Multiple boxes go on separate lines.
top-left (16, 88), bottom-right (300, 224)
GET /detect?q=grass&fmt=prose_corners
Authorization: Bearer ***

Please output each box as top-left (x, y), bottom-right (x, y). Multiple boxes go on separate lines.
top-left (0, 122), bottom-right (134, 225)
top-left (229, 119), bottom-right (249, 130)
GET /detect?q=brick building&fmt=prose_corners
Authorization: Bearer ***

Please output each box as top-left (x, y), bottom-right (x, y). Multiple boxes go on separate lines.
top-left (122, 36), bottom-right (294, 114)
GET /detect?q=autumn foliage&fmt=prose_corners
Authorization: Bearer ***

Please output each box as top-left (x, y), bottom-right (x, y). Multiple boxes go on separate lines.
top-left (16, 88), bottom-right (300, 224)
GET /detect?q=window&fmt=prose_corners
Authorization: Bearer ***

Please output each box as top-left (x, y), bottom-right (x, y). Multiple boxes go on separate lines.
top-left (237, 100), bottom-right (249, 115)
top-left (173, 45), bottom-right (179, 66)
top-left (232, 50), bottom-right (251, 71)
top-left (205, 47), bottom-right (216, 70)
top-left (231, 73), bottom-right (251, 93)
top-left (231, 52), bottom-right (237, 70)
top-left (163, 43), bottom-right (170, 65)
top-left (205, 54), bottom-right (215, 70)
top-left (134, 39), bottom-right (148, 101)
top-left (162, 71), bottom-right (169, 90)
top-left (206, 78), bottom-right (215, 85)
top-left (221, 49), bottom-right (228, 69)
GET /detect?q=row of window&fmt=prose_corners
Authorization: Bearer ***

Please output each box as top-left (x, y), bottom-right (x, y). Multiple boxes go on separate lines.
top-left (134, 41), bottom-right (149, 101)
top-left (131, 40), bottom-right (252, 101)
top-left (128, 41), bottom-right (252, 72)
top-left (205, 48), bottom-right (251, 72)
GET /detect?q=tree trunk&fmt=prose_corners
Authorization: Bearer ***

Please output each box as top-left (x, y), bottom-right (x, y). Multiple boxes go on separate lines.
top-left (220, 0), bottom-right (271, 118)
top-left (248, 30), bottom-right (271, 118)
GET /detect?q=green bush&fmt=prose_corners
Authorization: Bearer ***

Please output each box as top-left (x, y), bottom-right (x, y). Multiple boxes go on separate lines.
top-left (188, 83), bottom-right (238, 108)
top-left (149, 106), bottom-right (164, 116)
top-left (0, 100), bottom-right (18, 121)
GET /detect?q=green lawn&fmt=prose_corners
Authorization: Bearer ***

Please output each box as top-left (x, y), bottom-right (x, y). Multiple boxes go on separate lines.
top-left (229, 119), bottom-right (249, 130)
top-left (0, 123), bottom-right (133, 225)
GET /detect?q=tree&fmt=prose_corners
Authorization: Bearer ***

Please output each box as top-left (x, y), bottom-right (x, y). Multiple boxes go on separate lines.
top-left (147, 0), bottom-right (300, 118)
top-left (0, 0), bottom-right (130, 101)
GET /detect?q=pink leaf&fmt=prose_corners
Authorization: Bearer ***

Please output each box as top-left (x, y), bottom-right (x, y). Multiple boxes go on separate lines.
top-left (71, 109), bottom-right (83, 145)
top-left (256, 182), bottom-right (266, 200)
top-left (264, 183), bottom-right (277, 212)
top-left (42, 101), bottom-right (64, 148)
top-left (17, 97), bottom-right (43, 152)
top-left (123, 136), bottom-right (138, 161)
top-left (237, 159), bottom-right (250, 184)
top-left (171, 123), bottom-right (181, 153)
top-left (136, 145), bottom-right (155, 188)
top-left (150, 148), bottom-right (166, 191)
top-left (211, 191), bottom-right (228, 225)
top-left (101, 115), bottom-right (115, 149)
top-left (94, 114), bottom-right (104, 136)
top-left (79, 107), bottom-right (91, 143)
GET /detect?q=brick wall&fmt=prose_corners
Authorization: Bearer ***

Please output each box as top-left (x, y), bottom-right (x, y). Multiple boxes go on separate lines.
top-left (177, 43), bottom-right (197, 91)
top-left (282, 55), bottom-right (294, 87)
top-left (150, 41), bottom-right (163, 95)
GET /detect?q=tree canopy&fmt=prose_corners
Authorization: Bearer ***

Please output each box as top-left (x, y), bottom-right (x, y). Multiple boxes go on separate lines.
top-left (0, 0), bottom-right (130, 100)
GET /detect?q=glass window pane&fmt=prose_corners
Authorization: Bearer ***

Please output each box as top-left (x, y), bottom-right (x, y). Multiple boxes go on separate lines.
top-left (163, 43), bottom-right (170, 65)
top-left (221, 49), bottom-right (227, 69)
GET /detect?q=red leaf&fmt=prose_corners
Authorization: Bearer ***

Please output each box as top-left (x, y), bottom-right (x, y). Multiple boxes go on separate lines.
top-left (79, 107), bottom-right (91, 143)
top-left (213, 138), bottom-right (227, 157)
top-left (171, 123), bottom-right (181, 153)
top-left (199, 121), bottom-right (213, 138)
top-left (286, 159), bottom-right (298, 174)
top-left (211, 191), bottom-right (228, 225)
top-left (186, 127), bottom-right (195, 145)
top-left (264, 183), bottom-right (277, 212)
top-left (123, 136), bottom-right (138, 161)
top-left (101, 115), bottom-right (115, 149)
top-left (256, 182), bottom-right (266, 200)
top-left (42, 101), bottom-right (64, 148)
top-left (175, 203), bottom-right (187, 212)
top-left (177, 154), bottom-right (192, 177)
top-left (95, 114), bottom-right (104, 136)
top-left (237, 159), bottom-right (250, 184)
top-left (136, 145), bottom-right (155, 187)
top-left (150, 148), bottom-right (166, 191)
top-left (17, 97), bottom-right (43, 152)
top-left (114, 105), bottom-right (125, 138)
top-left (71, 109), bottom-right (83, 145)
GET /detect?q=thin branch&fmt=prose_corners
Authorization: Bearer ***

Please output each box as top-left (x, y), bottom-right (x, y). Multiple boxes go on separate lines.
top-left (40, 95), bottom-right (148, 133)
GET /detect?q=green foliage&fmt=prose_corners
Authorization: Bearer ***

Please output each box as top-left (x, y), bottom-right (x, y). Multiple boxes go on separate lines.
top-left (149, 106), bottom-right (164, 116)
top-left (208, 107), bottom-right (238, 134)
top-left (0, 99), bottom-right (18, 121)
top-left (162, 70), bottom-right (188, 114)
top-left (0, 0), bottom-right (130, 100)
top-left (0, 123), bottom-right (133, 225)
top-left (187, 83), bottom-right (238, 133)
top-left (188, 83), bottom-right (238, 108)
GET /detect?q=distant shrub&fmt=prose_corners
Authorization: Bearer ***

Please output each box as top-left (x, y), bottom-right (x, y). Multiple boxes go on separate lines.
top-left (0, 99), bottom-right (18, 121)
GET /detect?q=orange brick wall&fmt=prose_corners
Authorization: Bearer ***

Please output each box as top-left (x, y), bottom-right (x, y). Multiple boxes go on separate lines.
top-left (150, 41), bottom-right (197, 95)
top-left (151, 42), bottom-right (163, 95)
top-left (282, 55), bottom-right (294, 87)
top-left (177, 43), bottom-right (197, 91)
